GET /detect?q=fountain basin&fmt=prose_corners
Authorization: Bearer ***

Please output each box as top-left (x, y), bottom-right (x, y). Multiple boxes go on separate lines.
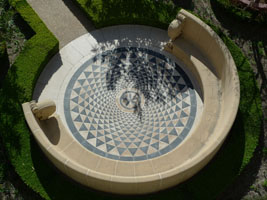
top-left (22, 9), bottom-right (239, 194)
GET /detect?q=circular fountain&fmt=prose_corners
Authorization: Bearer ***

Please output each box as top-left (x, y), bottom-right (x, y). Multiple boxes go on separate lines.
top-left (22, 9), bottom-right (239, 194)
top-left (63, 46), bottom-right (201, 161)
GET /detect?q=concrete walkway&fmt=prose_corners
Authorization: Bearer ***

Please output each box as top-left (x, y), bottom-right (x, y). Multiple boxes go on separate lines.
top-left (27, 0), bottom-right (95, 48)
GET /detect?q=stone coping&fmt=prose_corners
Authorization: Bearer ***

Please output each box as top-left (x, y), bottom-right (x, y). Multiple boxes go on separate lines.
top-left (22, 9), bottom-right (239, 194)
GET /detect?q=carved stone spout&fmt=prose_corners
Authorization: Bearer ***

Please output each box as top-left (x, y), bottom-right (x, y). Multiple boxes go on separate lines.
top-left (168, 13), bottom-right (186, 41)
top-left (30, 100), bottom-right (56, 120)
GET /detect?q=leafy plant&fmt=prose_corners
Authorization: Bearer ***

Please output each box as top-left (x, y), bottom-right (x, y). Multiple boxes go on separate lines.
top-left (75, 0), bottom-right (180, 29)
top-left (0, 0), bottom-right (15, 43)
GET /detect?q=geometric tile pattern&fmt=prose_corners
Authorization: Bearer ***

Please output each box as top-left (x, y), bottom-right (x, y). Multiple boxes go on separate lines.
top-left (64, 47), bottom-right (197, 161)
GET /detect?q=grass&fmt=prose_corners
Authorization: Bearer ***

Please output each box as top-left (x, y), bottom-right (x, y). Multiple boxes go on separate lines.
top-left (0, 0), bottom-right (262, 199)
top-left (0, 0), bottom-right (12, 185)
top-left (0, 41), bottom-right (9, 86)
top-left (0, 0), bottom-right (14, 42)
top-left (0, 0), bottom-right (27, 60)
top-left (74, 0), bottom-right (180, 29)
top-left (0, 0), bottom-right (58, 198)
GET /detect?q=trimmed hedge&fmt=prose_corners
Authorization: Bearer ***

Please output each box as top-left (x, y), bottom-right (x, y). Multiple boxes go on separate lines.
top-left (0, 0), bottom-right (58, 197)
top-left (0, 0), bottom-right (262, 199)
top-left (74, 0), bottom-right (180, 29)
top-left (213, 0), bottom-right (267, 24)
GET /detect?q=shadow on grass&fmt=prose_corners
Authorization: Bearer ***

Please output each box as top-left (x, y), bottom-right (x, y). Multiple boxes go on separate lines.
top-left (62, 0), bottom-right (95, 32)
top-left (0, 66), bottom-right (25, 154)
top-left (0, 43), bottom-right (10, 88)
top-left (67, 0), bottom-right (179, 29)
top-left (182, 110), bottom-right (246, 200)
top-left (0, 136), bottom-right (42, 200)
top-left (218, 120), bottom-right (265, 200)
top-left (0, 65), bottom-right (41, 199)
top-left (13, 13), bottom-right (35, 40)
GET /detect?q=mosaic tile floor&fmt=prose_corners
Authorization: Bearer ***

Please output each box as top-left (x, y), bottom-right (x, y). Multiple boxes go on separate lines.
top-left (64, 47), bottom-right (197, 161)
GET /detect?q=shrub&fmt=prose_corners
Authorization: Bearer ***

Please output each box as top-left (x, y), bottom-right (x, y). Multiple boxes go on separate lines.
top-left (74, 0), bottom-right (180, 29)
top-left (0, 0), bottom-right (58, 198)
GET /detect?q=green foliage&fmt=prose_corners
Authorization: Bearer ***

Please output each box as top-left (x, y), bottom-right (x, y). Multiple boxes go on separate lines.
top-left (213, 0), bottom-right (267, 24)
top-left (0, 0), bottom-right (28, 59)
top-left (0, 0), bottom-right (15, 42)
top-left (0, 0), bottom-right (58, 198)
top-left (257, 41), bottom-right (266, 57)
top-left (75, 0), bottom-right (180, 29)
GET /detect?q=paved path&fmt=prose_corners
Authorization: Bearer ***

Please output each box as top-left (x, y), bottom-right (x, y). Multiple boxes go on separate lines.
top-left (27, 0), bottom-right (95, 48)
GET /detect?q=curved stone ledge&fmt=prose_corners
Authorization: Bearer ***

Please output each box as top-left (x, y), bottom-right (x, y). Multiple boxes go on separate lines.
top-left (22, 9), bottom-right (239, 194)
